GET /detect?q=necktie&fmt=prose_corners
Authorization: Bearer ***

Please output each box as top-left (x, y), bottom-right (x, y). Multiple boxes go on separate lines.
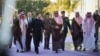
top-left (28, 18), bottom-right (31, 23)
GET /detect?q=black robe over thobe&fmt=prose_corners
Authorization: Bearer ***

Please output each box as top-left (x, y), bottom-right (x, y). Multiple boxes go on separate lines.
top-left (50, 19), bottom-right (63, 52)
top-left (71, 18), bottom-right (83, 50)
top-left (13, 18), bottom-right (23, 50)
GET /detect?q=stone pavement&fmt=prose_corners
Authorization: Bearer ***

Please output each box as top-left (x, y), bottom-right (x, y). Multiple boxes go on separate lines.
top-left (8, 34), bottom-right (100, 56)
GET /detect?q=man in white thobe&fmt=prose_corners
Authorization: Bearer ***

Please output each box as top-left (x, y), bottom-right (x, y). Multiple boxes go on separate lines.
top-left (19, 12), bottom-right (27, 52)
top-left (82, 12), bottom-right (95, 51)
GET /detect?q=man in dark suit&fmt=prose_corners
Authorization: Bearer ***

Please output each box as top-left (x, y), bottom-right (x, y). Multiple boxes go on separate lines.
top-left (26, 12), bottom-right (33, 51)
top-left (61, 11), bottom-right (72, 51)
top-left (32, 13), bottom-right (45, 54)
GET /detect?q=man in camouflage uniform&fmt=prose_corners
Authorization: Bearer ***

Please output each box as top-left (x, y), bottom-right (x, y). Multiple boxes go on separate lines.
top-left (44, 13), bottom-right (52, 49)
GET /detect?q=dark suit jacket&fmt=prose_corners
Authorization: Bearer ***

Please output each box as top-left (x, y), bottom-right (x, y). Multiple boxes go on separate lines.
top-left (32, 19), bottom-right (45, 42)
top-left (27, 17), bottom-right (33, 33)
top-left (93, 14), bottom-right (100, 22)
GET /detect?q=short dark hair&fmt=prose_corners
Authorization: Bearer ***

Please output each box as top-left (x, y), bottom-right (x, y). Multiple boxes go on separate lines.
top-left (61, 11), bottom-right (65, 14)
top-left (18, 10), bottom-right (25, 14)
top-left (36, 12), bottom-right (40, 16)
top-left (45, 12), bottom-right (50, 15)
top-left (96, 10), bottom-right (98, 11)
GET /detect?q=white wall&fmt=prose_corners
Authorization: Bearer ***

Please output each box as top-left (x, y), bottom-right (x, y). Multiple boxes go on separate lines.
top-left (75, 0), bottom-right (96, 19)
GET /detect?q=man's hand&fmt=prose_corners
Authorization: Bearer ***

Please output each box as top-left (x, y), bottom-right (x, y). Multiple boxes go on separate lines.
top-left (83, 32), bottom-right (85, 34)
top-left (42, 30), bottom-right (45, 32)
top-left (32, 29), bottom-right (33, 31)
top-left (80, 30), bottom-right (83, 32)
top-left (60, 30), bottom-right (63, 34)
top-left (55, 26), bottom-right (59, 29)
top-left (30, 33), bottom-right (33, 36)
top-left (70, 30), bottom-right (73, 33)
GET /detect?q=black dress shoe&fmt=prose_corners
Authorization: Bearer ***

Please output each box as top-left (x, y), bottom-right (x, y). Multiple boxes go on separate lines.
top-left (35, 50), bottom-right (39, 54)
top-left (25, 50), bottom-right (30, 52)
top-left (55, 50), bottom-right (58, 53)
top-left (16, 49), bottom-right (19, 52)
top-left (44, 47), bottom-right (47, 49)
top-left (35, 47), bottom-right (39, 54)
top-left (9, 46), bottom-right (11, 48)
top-left (47, 48), bottom-right (50, 50)
top-left (93, 49), bottom-right (98, 52)
top-left (20, 50), bottom-right (24, 53)
top-left (79, 46), bottom-right (82, 50)
top-left (35, 49), bottom-right (39, 54)
top-left (83, 48), bottom-right (86, 51)
top-left (75, 48), bottom-right (78, 51)
top-left (62, 48), bottom-right (65, 51)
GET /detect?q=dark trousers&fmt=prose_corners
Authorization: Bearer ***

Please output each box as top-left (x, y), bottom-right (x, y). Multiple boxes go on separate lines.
top-left (44, 30), bottom-right (51, 48)
top-left (95, 22), bottom-right (100, 50)
top-left (9, 30), bottom-right (13, 48)
top-left (26, 31), bottom-right (32, 51)
top-left (33, 32), bottom-right (42, 52)
top-left (61, 30), bottom-right (67, 50)
top-left (9, 35), bottom-right (13, 48)
top-left (14, 36), bottom-right (23, 50)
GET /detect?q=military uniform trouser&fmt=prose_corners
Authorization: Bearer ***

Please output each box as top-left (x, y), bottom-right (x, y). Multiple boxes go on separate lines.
top-left (44, 30), bottom-right (51, 48)
top-left (62, 30), bottom-right (67, 50)
top-left (95, 22), bottom-right (100, 50)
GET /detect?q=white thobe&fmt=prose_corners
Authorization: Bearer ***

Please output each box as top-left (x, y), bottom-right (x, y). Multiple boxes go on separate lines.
top-left (20, 19), bottom-right (27, 51)
top-left (82, 19), bottom-right (95, 50)
top-left (98, 27), bottom-right (100, 41)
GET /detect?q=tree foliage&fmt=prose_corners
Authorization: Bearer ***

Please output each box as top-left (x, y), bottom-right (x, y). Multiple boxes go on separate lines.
top-left (0, 0), bottom-right (2, 17)
top-left (6, 0), bottom-right (80, 17)
top-left (43, 0), bottom-right (80, 16)
top-left (16, 0), bottom-right (50, 16)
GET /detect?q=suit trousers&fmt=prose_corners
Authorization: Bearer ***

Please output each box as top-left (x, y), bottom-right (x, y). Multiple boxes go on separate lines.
top-left (26, 30), bottom-right (32, 51)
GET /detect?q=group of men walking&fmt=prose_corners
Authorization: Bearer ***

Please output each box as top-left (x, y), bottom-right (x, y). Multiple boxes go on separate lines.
top-left (11, 10), bottom-right (99, 54)
top-left (13, 11), bottom-right (45, 54)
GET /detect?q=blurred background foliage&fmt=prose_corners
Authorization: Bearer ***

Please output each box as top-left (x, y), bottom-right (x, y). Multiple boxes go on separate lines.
top-left (16, 0), bottom-right (80, 17)
top-left (0, 0), bottom-right (80, 17)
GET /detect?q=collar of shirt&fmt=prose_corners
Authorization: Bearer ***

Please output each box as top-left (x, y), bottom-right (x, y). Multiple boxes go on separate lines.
top-left (28, 17), bottom-right (31, 20)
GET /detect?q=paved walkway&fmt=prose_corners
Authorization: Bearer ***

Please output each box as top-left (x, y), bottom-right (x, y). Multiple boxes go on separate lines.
top-left (8, 35), bottom-right (100, 56)
top-left (8, 46), bottom-right (100, 56)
